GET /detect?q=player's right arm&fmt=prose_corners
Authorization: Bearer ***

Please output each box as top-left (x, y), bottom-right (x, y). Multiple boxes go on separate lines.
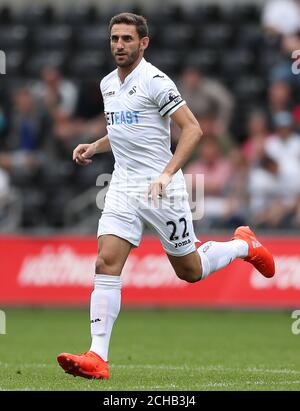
top-left (73, 134), bottom-right (111, 166)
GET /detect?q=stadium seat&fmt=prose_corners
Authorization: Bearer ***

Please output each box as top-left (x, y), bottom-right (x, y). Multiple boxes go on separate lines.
top-left (159, 24), bottom-right (195, 49)
top-left (183, 4), bottom-right (222, 24)
top-left (232, 75), bottom-right (265, 101)
top-left (32, 25), bottom-right (73, 50)
top-left (76, 25), bottom-right (109, 50)
top-left (147, 50), bottom-right (183, 76)
top-left (149, 5), bottom-right (186, 24)
top-left (4, 51), bottom-right (24, 76)
top-left (75, 79), bottom-right (104, 119)
top-left (237, 24), bottom-right (263, 51)
top-left (0, 5), bottom-right (14, 25)
top-left (221, 49), bottom-right (256, 77)
top-left (196, 24), bottom-right (234, 49)
top-left (62, 4), bottom-right (100, 25)
top-left (185, 49), bottom-right (218, 74)
top-left (223, 4), bottom-right (261, 25)
top-left (14, 4), bottom-right (55, 25)
top-left (146, 24), bottom-right (160, 48)
top-left (1, 76), bottom-right (24, 91)
top-left (68, 51), bottom-right (106, 78)
top-left (0, 25), bottom-right (28, 50)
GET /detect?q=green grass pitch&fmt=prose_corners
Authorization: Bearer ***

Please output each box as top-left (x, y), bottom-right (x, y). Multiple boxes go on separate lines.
top-left (0, 308), bottom-right (300, 391)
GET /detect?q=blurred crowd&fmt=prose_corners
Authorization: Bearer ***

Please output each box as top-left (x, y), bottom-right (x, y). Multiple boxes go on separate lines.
top-left (1, 1), bottom-right (300, 232)
top-left (0, 67), bottom-right (114, 229)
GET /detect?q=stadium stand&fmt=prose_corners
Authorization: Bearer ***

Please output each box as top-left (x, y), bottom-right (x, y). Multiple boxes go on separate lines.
top-left (0, 2), bottom-right (300, 233)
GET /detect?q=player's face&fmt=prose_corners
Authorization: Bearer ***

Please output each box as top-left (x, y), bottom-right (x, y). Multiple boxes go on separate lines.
top-left (110, 24), bottom-right (147, 67)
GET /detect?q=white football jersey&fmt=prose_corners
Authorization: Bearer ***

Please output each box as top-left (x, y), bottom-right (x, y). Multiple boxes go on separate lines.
top-left (100, 58), bottom-right (187, 190)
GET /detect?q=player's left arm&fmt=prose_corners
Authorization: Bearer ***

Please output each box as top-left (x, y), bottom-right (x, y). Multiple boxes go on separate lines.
top-left (148, 105), bottom-right (202, 199)
top-left (165, 105), bottom-right (202, 176)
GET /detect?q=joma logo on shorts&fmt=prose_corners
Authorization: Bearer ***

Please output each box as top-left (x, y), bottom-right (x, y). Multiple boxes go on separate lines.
top-left (175, 239), bottom-right (191, 248)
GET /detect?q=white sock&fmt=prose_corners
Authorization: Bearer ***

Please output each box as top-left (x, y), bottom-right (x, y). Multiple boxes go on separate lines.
top-left (89, 274), bottom-right (122, 361)
top-left (197, 240), bottom-right (248, 280)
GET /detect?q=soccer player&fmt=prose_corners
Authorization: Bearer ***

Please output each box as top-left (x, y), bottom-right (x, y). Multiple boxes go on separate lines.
top-left (57, 13), bottom-right (275, 380)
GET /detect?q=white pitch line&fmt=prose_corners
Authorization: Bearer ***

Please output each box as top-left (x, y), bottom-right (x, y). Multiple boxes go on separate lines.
top-left (110, 364), bottom-right (300, 375)
top-left (245, 367), bottom-right (300, 375)
top-left (198, 380), bottom-right (300, 388)
top-left (127, 380), bottom-right (300, 390)
top-left (0, 387), bottom-right (33, 391)
top-left (0, 362), bottom-right (56, 368)
top-left (2, 380), bottom-right (300, 391)
top-left (1, 362), bottom-right (300, 378)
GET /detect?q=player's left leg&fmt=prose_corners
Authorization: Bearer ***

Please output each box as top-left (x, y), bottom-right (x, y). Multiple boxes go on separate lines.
top-left (167, 236), bottom-right (248, 282)
top-left (139, 194), bottom-right (257, 282)
top-left (167, 235), bottom-right (250, 282)
top-left (140, 195), bottom-right (275, 282)
top-left (139, 191), bottom-right (275, 283)
top-left (168, 226), bottom-right (275, 282)
top-left (166, 250), bottom-right (202, 282)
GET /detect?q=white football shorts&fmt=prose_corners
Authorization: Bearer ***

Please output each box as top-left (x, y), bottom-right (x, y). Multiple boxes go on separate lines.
top-left (97, 184), bottom-right (198, 257)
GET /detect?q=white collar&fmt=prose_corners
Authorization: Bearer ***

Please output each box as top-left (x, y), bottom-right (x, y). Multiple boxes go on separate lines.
top-left (117, 57), bottom-right (146, 85)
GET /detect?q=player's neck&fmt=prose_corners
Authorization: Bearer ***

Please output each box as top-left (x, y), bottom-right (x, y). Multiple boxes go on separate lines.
top-left (117, 55), bottom-right (144, 84)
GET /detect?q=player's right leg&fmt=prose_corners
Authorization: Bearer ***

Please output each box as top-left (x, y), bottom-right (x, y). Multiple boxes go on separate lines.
top-left (57, 183), bottom-right (143, 379)
top-left (57, 234), bottom-right (132, 380)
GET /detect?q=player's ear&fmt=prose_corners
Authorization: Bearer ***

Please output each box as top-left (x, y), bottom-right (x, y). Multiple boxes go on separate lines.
top-left (140, 37), bottom-right (149, 51)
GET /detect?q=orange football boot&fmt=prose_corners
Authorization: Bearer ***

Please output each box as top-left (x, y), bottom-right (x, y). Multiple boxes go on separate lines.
top-left (57, 351), bottom-right (109, 379)
top-left (233, 226), bottom-right (275, 278)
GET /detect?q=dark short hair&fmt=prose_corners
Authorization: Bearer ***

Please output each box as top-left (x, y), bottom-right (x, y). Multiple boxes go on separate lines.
top-left (109, 12), bottom-right (148, 39)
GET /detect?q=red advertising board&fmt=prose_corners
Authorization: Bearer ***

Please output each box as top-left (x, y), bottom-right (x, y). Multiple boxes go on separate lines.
top-left (0, 235), bottom-right (299, 308)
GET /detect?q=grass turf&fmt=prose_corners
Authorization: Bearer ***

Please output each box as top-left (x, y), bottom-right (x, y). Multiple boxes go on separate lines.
top-left (0, 308), bottom-right (299, 391)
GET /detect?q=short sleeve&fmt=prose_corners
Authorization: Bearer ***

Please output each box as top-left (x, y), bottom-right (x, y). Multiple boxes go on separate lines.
top-left (149, 74), bottom-right (186, 117)
top-left (99, 79), bottom-right (104, 97)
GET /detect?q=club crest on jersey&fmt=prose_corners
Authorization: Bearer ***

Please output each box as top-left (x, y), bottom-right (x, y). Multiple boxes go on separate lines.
top-left (168, 91), bottom-right (177, 101)
top-left (105, 110), bottom-right (140, 126)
